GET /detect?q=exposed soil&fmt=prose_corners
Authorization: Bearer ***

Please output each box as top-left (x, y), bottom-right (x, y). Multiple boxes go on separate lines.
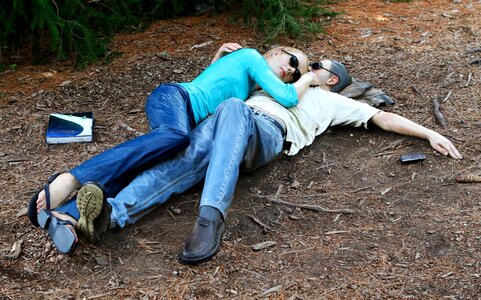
top-left (1, 0), bottom-right (481, 299)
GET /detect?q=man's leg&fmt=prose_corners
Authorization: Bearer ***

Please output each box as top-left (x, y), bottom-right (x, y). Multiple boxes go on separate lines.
top-left (53, 116), bottom-right (216, 236)
top-left (180, 100), bottom-right (285, 264)
top-left (108, 117), bottom-right (215, 229)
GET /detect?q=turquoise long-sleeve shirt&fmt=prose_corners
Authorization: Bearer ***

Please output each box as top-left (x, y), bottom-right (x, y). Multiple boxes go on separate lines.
top-left (180, 48), bottom-right (298, 124)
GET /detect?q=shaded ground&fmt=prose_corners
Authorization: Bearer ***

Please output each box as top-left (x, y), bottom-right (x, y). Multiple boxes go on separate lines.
top-left (1, 0), bottom-right (481, 298)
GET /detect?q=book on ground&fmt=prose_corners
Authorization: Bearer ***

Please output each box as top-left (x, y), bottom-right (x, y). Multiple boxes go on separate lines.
top-left (46, 112), bottom-right (94, 144)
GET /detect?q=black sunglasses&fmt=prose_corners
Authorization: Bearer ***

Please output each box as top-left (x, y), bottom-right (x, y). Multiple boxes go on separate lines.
top-left (281, 49), bottom-right (301, 82)
top-left (311, 61), bottom-right (339, 78)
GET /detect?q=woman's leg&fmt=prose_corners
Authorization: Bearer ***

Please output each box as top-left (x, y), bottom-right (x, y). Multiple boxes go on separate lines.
top-left (35, 84), bottom-right (194, 212)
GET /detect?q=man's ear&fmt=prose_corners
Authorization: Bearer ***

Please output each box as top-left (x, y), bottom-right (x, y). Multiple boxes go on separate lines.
top-left (327, 75), bottom-right (339, 86)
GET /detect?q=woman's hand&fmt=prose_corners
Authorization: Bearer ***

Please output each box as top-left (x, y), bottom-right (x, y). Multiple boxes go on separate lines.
top-left (305, 71), bottom-right (323, 86)
top-left (211, 43), bottom-right (243, 64)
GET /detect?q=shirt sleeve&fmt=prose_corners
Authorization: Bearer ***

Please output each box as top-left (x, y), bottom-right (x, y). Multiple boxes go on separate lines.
top-left (246, 49), bottom-right (298, 108)
top-left (327, 92), bottom-right (380, 129)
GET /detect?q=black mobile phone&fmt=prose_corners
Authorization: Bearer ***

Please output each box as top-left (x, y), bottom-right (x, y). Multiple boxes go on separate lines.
top-left (399, 152), bottom-right (426, 164)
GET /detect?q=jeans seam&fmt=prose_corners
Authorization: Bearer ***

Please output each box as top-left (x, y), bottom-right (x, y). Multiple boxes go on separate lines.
top-left (210, 112), bottom-right (248, 207)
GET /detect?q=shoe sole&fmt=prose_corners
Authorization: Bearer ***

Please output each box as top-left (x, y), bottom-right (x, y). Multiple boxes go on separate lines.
top-left (76, 183), bottom-right (104, 242)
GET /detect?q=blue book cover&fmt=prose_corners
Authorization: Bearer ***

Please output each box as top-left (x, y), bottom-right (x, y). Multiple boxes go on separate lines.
top-left (46, 112), bottom-right (94, 144)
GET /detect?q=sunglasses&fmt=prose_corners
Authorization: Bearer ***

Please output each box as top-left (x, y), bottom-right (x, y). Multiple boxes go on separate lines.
top-left (281, 49), bottom-right (301, 82)
top-left (310, 61), bottom-right (339, 78)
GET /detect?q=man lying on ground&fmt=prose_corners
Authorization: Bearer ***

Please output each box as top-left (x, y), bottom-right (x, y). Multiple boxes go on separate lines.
top-left (30, 55), bottom-right (462, 264)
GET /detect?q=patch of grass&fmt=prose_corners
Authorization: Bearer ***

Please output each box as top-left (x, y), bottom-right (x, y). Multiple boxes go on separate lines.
top-left (0, 63), bottom-right (17, 72)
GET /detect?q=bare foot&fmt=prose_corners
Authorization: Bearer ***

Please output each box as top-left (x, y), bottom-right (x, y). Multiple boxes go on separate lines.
top-left (51, 211), bottom-right (78, 243)
top-left (36, 173), bottom-right (81, 212)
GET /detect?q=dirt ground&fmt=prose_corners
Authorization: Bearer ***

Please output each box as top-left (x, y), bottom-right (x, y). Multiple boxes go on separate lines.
top-left (1, 0), bottom-right (480, 298)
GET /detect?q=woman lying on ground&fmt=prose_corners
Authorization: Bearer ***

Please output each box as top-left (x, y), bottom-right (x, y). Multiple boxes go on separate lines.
top-left (28, 43), bottom-right (322, 253)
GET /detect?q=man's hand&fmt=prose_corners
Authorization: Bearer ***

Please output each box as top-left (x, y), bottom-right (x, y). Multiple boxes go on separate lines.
top-left (371, 111), bottom-right (463, 160)
top-left (427, 132), bottom-right (463, 159)
top-left (211, 43), bottom-right (243, 64)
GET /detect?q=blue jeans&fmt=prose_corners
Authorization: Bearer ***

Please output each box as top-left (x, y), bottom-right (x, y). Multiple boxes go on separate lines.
top-left (56, 99), bottom-right (284, 227)
top-left (69, 83), bottom-right (195, 198)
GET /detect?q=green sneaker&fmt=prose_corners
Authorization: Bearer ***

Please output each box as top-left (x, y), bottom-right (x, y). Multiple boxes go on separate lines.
top-left (76, 182), bottom-right (111, 242)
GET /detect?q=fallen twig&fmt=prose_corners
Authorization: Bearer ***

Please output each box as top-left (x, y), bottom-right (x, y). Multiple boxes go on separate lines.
top-left (465, 73), bottom-right (472, 87)
top-left (374, 151), bottom-right (395, 157)
top-left (313, 162), bottom-right (338, 171)
top-left (441, 91), bottom-right (452, 103)
top-left (433, 97), bottom-right (448, 129)
top-left (254, 194), bottom-right (354, 214)
top-left (378, 138), bottom-right (405, 153)
top-left (465, 58), bottom-right (481, 66)
top-left (325, 230), bottom-right (350, 235)
top-left (87, 292), bottom-right (112, 300)
top-left (465, 47), bottom-right (481, 54)
top-left (274, 184), bottom-right (283, 198)
top-left (189, 41), bottom-right (213, 50)
top-left (249, 215), bottom-right (272, 232)
top-left (0, 158), bottom-right (28, 164)
top-left (280, 247), bottom-right (315, 256)
top-left (412, 85), bottom-right (425, 98)
top-left (352, 185), bottom-right (374, 193)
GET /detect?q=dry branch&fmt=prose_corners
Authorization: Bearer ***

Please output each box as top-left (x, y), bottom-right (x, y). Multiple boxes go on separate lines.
top-left (249, 215), bottom-right (272, 231)
top-left (465, 47), bottom-right (481, 54)
top-left (433, 97), bottom-right (448, 129)
top-left (465, 58), bottom-right (481, 66)
top-left (254, 194), bottom-right (354, 214)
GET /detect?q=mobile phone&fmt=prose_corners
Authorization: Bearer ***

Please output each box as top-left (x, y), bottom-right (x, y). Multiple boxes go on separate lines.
top-left (399, 152), bottom-right (426, 164)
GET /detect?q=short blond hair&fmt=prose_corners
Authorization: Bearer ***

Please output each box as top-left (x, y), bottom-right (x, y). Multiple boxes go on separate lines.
top-left (263, 46), bottom-right (310, 74)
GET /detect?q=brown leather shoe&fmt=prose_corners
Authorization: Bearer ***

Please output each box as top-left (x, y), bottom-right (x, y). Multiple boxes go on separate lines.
top-left (179, 217), bottom-right (225, 264)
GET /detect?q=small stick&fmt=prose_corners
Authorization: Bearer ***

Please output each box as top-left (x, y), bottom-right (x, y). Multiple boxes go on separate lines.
top-left (280, 246), bottom-right (315, 256)
top-left (257, 195), bottom-right (354, 214)
top-left (465, 47), bottom-right (481, 54)
top-left (166, 209), bottom-right (175, 219)
top-left (352, 185), bottom-right (373, 193)
top-left (441, 91), bottom-right (452, 103)
top-left (433, 97), bottom-right (448, 129)
top-left (378, 138), bottom-right (405, 152)
top-left (249, 215), bottom-right (272, 231)
top-left (465, 73), bottom-right (472, 87)
top-left (374, 151), bottom-right (395, 157)
top-left (421, 116), bottom-right (434, 126)
top-left (313, 162), bottom-right (338, 171)
top-left (274, 184), bottom-right (283, 198)
top-left (466, 58), bottom-right (481, 66)
top-left (412, 86), bottom-right (425, 97)
top-left (325, 230), bottom-right (350, 235)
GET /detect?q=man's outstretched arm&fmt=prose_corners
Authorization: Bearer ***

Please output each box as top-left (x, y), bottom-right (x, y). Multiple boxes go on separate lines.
top-left (370, 112), bottom-right (463, 159)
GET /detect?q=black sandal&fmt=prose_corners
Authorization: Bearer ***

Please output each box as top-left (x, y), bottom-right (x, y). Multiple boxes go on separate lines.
top-left (28, 173), bottom-right (60, 227)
